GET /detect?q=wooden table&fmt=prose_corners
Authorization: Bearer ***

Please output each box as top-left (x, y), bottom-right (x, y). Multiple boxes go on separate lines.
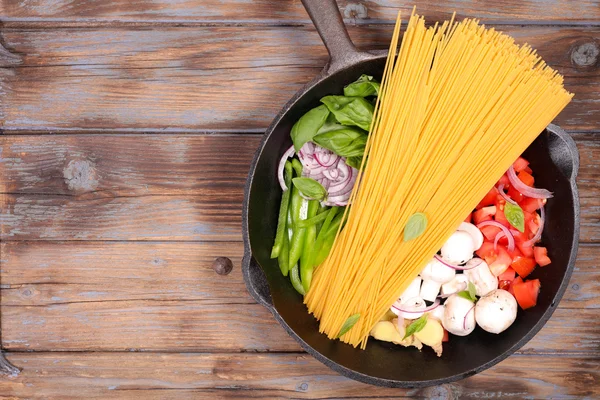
top-left (0, 1), bottom-right (598, 398)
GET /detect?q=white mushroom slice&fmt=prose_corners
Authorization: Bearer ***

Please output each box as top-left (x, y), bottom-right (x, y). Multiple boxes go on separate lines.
top-left (399, 277), bottom-right (422, 303)
top-left (441, 231), bottom-right (476, 265)
top-left (458, 222), bottom-right (484, 250)
top-left (442, 294), bottom-right (476, 336)
top-left (391, 296), bottom-right (426, 320)
top-left (429, 304), bottom-right (445, 322)
top-left (475, 289), bottom-right (518, 334)
top-left (441, 274), bottom-right (468, 297)
top-left (464, 258), bottom-right (498, 296)
top-left (419, 258), bottom-right (456, 302)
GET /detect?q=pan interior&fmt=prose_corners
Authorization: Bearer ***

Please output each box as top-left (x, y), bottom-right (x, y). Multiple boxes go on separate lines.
top-left (246, 57), bottom-right (576, 384)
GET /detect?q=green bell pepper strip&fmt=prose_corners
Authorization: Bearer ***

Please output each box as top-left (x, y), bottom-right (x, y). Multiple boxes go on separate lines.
top-left (294, 209), bottom-right (329, 229)
top-left (300, 200), bottom-right (319, 293)
top-left (290, 264), bottom-right (306, 295)
top-left (288, 159), bottom-right (307, 268)
top-left (278, 222), bottom-right (290, 276)
top-left (271, 161), bottom-right (293, 258)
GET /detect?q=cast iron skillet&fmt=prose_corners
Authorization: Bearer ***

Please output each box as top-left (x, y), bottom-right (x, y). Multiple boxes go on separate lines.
top-left (242, 0), bottom-right (580, 388)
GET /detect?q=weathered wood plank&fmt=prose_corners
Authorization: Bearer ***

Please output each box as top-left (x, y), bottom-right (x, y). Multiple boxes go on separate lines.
top-left (2, 134), bottom-right (599, 242)
top-left (0, 26), bottom-right (598, 133)
top-left (1, 240), bottom-right (598, 352)
top-left (0, 352), bottom-right (598, 399)
top-left (1, 241), bottom-right (597, 309)
top-left (1, 0), bottom-right (598, 25)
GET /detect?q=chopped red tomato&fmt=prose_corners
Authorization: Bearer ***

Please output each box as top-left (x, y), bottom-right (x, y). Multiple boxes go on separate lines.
top-left (518, 170), bottom-right (535, 187)
top-left (477, 187), bottom-right (498, 209)
top-left (507, 185), bottom-right (524, 203)
top-left (534, 246), bottom-right (551, 267)
top-left (476, 241), bottom-right (496, 260)
top-left (513, 157), bottom-right (530, 173)
top-left (442, 329), bottom-right (449, 342)
top-left (511, 256), bottom-right (536, 278)
top-left (507, 245), bottom-right (523, 261)
top-left (498, 267), bottom-right (516, 282)
top-left (464, 212), bottom-right (472, 223)
top-left (524, 166), bottom-right (533, 174)
top-left (499, 280), bottom-right (511, 291)
top-left (508, 276), bottom-right (523, 297)
top-left (512, 279), bottom-right (541, 310)
top-left (488, 245), bottom-right (512, 276)
top-left (480, 225), bottom-right (502, 241)
top-left (494, 205), bottom-right (511, 228)
top-left (516, 241), bottom-right (534, 258)
top-left (519, 197), bottom-right (545, 213)
top-left (497, 173), bottom-right (510, 188)
top-left (474, 206), bottom-right (496, 225)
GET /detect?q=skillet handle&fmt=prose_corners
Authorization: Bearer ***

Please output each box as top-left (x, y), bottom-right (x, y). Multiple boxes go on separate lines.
top-left (242, 252), bottom-right (275, 311)
top-left (546, 124), bottom-right (580, 183)
top-left (301, 0), bottom-right (373, 74)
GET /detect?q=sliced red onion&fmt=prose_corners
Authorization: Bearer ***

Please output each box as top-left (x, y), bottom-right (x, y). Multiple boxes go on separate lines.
top-left (477, 220), bottom-right (515, 252)
top-left (391, 297), bottom-right (440, 320)
top-left (278, 145), bottom-right (295, 191)
top-left (314, 147), bottom-right (340, 167)
top-left (434, 254), bottom-right (482, 271)
top-left (523, 206), bottom-right (545, 247)
top-left (507, 166), bottom-right (553, 199)
top-left (463, 304), bottom-right (475, 331)
top-left (497, 184), bottom-right (517, 205)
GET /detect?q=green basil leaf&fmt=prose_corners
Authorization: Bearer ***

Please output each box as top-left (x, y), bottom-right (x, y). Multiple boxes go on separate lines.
top-left (313, 128), bottom-right (367, 158)
top-left (504, 203), bottom-right (525, 233)
top-left (290, 105), bottom-right (330, 152)
top-left (468, 281), bottom-right (477, 301)
top-left (345, 156), bottom-right (363, 169)
top-left (457, 291), bottom-right (473, 301)
top-left (292, 177), bottom-right (327, 201)
top-left (344, 74), bottom-right (380, 97)
top-left (320, 96), bottom-right (374, 131)
top-left (337, 313), bottom-right (360, 338)
top-left (403, 213), bottom-right (428, 242)
top-left (403, 314), bottom-right (428, 340)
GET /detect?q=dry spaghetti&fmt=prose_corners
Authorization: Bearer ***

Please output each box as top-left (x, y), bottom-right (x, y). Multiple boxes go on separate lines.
top-left (304, 10), bottom-right (573, 349)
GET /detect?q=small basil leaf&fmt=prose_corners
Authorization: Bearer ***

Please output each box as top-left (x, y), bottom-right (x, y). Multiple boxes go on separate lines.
top-left (313, 128), bottom-right (367, 158)
top-left (344, 74), bottom-right (380, 97)
top-left (468, 281), bottom-right (477, 301)
top-left (338, 313), bottom-right (360, 338)
top-left (403, 314), bottom-right (428, 340)
top-left (457, 291), bottom-right (473, 301)
top-left (403, 213), bottom-right (428, 242)
top-left (292, 177), bottom-right (327, 201)
top-left (504, 203), bottom-right (525, 233)
top-left (345, 156), bottom-right (363, 170)
top-left (320, 96), bottom-right (374, 131)
top-left (290, 105), bottom-right (330, 152)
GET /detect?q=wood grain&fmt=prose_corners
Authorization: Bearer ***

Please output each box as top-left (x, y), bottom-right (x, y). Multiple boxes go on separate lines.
top-left (1, 0), bottom-right (599, 25)
top-left (0, 26), bottom-right (598, 133)
top-left (2, 134), bottom-right (599, 242)
top-left (0, 352), bottom-right (598, 399)
top-left (1, 240), bottom-right (598, 352)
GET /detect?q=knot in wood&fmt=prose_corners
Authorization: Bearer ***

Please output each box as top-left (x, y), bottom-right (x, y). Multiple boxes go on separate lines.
top-left (213, 257), bottom-right (233, 275)
top-left (571, 41), bottom-right (599, 67)
top-left (344, 3), bottom-right (368, 20)
top-left (63, 159), bottom-right (99, 193)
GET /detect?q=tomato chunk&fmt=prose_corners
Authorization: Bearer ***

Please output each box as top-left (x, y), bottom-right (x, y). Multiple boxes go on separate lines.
top-left (464, 212), bottom-right (472, 223)
top-left (477, 187), bottom-right (498, 209)
top-left (512, 279), bottom-right (541, 310)
top-left (480, 225), bottom-right (502, 241)
top-left (520, 197), bottom-right (545, 213)
top-left (497, 174), bottom-right (510, 188)
top-left (518, 170), bottom-right (535, 187)
top-left (507, 185), bottom-right (524, 203)
top-left (474, 206), bottom-right (496, 225)
top-left (498, 266), bottom-right (516, 282)
top-left (476, 241), bottom-right (496, 259)
top-left (513, 157), bottom-right (530, 173)
top-left (534, 246), bottom-right (551, 267)
top-left (488, 245), bottom-right (512, 276)
top-left (511, 256), bottom-right (536, 278)
top-left (494, 205), bottom-right (510, 228)
top-left (508, 276), bottom-right (523, 297)
top-left (442, 329), bottom-right (449, 342)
